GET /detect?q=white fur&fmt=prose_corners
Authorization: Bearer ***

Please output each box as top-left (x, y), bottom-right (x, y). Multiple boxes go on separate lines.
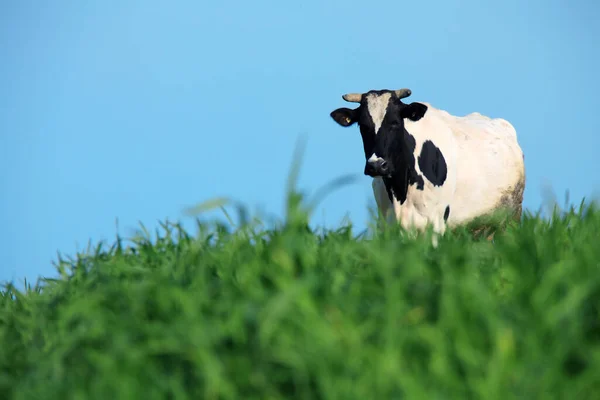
top-left (372, 102), bottom-right (525, 239)
top-left (366, 92), bottom-right (392, 135)
top-left (368, 153), bottom-right (384, 163)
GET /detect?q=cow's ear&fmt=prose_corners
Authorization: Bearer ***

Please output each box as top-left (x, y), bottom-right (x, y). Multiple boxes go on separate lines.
top-left (330, 107), bottom-right (357, 127)
top-left (400, 102), bottom-right (428, 121)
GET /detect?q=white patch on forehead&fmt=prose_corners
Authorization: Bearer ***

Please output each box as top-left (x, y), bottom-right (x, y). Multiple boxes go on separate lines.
top-left (366, 93), bottom-right (392, 135)
top-left (368, 153), bottom-right (384, 163)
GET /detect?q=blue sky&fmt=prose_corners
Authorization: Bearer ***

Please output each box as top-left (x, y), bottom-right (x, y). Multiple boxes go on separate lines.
top-left (1, 0), bottom-right (599, 285)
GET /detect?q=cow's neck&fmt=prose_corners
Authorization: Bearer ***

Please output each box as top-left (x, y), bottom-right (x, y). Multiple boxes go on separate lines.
top-left (382, 128), bottom-right (424, 205)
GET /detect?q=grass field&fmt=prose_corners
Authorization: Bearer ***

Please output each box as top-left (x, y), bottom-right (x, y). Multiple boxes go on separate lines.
top-left (2, 162), bottom-right (600, 398)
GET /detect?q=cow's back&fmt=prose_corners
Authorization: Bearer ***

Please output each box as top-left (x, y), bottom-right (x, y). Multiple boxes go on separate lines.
top-left (451, 110), bottom-right (524, 225)
top-left (425, 105), bottom-right (525, 226)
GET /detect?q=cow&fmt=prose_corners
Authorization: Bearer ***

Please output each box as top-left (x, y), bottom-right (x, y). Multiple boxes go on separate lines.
top-left (329, 88), bottom-right (525, 242)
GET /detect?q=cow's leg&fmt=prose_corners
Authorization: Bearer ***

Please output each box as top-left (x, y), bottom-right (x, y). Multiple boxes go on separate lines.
top-left (372, 178), bottom-right (393, 224)
top-left (393, 203), bottom-right (447, 247)
top-left (392, 202), bottom-right (426, 240)
top-left (430, 215), bottom-right (447, 248)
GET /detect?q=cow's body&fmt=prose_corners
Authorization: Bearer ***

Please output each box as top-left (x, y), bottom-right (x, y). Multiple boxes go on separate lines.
top-left (330, 89), bottom-right (525, 239)
top-left (371, 102), bottom-right (525, 234)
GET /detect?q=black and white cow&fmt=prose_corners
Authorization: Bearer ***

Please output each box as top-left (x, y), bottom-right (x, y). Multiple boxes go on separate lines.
top-left (330, 88), bottom-right (525, 239)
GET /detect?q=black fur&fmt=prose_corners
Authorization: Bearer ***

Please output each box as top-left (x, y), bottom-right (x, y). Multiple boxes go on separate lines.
top-left (444, 205), bottom-right (450, 222)
top-left (418, 140), bottom-right (447, 186)
top-left (330, 108), bottom-right (356, 127)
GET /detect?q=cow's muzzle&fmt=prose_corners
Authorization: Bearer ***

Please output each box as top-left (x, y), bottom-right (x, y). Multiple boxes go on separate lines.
top-left (364, 158), bottom-right (389, 177)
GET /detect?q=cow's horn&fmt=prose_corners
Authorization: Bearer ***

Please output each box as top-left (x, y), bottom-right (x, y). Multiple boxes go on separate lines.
top-left (342, 93), bottom-right (363, 103)
top-left (394, 88), bottom-right (412, 99)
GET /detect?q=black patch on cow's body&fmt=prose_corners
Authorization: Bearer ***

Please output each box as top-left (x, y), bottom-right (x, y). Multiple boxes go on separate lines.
top-left (418, 140), bottom-right (447, 186)
top-left (401, 102), bottom-right (428, 121)
top-left (383, 178), bottom-right (395, 204)
top-left (444, 205), bottom-right (450, 222)
top-left (376, 108), bottom-right (425, 204)
top-left (390, 140), bottom-right (424, 203)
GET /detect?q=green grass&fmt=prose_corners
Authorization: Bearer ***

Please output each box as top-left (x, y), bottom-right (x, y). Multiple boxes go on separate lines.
top-left (2, 153), bottom-right (600, 399)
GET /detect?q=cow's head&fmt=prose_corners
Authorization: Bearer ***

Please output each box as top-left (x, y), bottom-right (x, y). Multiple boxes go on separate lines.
top-left (330, 88), bottom-right (428, 177)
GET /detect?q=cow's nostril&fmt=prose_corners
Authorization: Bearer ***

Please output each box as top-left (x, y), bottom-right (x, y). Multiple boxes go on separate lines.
top-left (380, 160), bottom-right (388, 169)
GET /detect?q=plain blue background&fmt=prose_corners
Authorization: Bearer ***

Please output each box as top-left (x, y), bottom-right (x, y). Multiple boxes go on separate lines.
top-left (2, 0), bottom-right (599, 285)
